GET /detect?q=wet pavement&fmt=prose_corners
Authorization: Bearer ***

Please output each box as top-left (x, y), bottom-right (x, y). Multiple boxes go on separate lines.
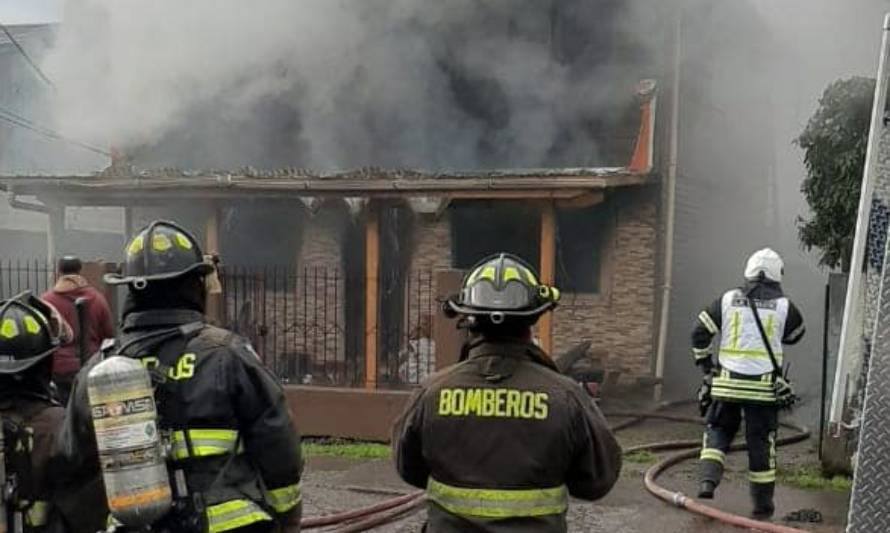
top-left (295, 409), bottom-right (850, 532)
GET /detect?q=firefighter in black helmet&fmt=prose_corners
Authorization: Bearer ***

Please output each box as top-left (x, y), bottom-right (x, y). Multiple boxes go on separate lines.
top-left (53, 220), bottom-right (303, 533)
top-left (0, 294), bottom-right (69, 531)
top-left (393, 253), bottom-right (622, 533)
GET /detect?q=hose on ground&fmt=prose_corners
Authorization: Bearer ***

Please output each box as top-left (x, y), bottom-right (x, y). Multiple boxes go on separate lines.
top-left (640, 419), bottom-right (812, 533)
top-left (299, 406), bottom-right (815, 532)
top-left (326, 495), bottom-right (427, 533)
top-left (300, 491), bottom-right (424, 529)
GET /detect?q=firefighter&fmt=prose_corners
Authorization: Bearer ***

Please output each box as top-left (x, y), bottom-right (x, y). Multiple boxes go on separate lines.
top-left (692, 248), bottom-right (805, 519)
top-left (0, 294), bottom-right (69, 531)
top-left (393, 253), bottom-right (622, 533)
top-left (53, 220), bottom-right (303, 533)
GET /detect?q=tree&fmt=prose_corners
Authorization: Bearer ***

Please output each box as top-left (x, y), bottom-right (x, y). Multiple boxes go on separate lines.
top-left (796, 76), bottom-right (875, 271)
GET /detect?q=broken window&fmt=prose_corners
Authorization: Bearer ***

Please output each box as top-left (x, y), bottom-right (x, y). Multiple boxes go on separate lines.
top-left (450, 201), bottom-right (540, 270)
top-left (555, 204), bottom-right (608, 294)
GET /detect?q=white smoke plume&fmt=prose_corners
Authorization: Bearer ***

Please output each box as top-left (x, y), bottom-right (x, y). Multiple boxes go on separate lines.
top-left (43, 0), bottom-right (663, 170)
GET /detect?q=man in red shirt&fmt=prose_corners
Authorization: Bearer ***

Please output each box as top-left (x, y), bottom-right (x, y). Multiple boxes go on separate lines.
top-left (41, 255), bottom-right (114, 403)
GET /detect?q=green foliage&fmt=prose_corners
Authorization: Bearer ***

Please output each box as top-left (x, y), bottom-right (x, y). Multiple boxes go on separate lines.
top-left (796, 76), bottom-right (875, 270)
top-left (624, 450), bottom-right (658, 464)
top-left (778, 465), bottom-right (852, 492)
top-left (302, 439), bottom-right (391, 459)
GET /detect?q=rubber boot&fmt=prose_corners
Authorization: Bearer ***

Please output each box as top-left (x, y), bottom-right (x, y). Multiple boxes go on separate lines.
top-left (697, 481), bottom-right (716, 499)
top-left (698, 460), bottom-right (723, 499)
top-left (750, 483), bottom-right (775, 520)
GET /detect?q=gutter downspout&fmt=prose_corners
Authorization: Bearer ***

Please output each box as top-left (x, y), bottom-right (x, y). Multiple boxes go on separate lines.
top-left (654, 12), bottom-right (682, 400)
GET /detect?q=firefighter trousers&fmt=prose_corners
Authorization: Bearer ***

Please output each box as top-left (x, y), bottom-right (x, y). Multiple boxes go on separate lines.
top-left (699, 401), bottom-right (778, 489)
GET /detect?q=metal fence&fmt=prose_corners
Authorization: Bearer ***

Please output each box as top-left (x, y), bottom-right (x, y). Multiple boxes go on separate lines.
top-left (377, 270), bottom-right (438, 388)
top-left (0, 258), bottom-right (56, 299)
top-left (0, 260), bottom-right (438, 389)
top-left (220, 266), bottom-right (359, 386)
top-left (220, 266), bottom-right (438, 388)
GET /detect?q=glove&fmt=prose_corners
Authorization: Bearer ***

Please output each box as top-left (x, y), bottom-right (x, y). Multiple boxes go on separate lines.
top-left (774, 376), bottom-right (797, 409)
top-left (695, 356), bottom-right (715, 376)
top-left (697, 375), bottom-right (713, 417)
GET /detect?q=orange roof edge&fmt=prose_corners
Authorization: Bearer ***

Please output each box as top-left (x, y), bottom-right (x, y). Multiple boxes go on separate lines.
top-left (628, 79), bottom-right (657, 174)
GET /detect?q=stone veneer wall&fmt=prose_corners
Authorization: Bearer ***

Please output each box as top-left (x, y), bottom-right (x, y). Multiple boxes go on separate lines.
top-left (551, 188), bottom-right (659, 379)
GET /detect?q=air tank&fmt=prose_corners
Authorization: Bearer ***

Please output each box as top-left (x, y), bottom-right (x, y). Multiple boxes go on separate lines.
top-left (88, 356), bottom-right (172, 528)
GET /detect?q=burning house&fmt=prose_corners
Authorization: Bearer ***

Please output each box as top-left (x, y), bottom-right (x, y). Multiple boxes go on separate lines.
top-left (0, 0), bottom-right (684, 436)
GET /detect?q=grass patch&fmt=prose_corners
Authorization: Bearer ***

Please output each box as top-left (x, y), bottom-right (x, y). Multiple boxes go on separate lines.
top-left (624, 450), bottom-right (658, 465)
top-left (778, 466), bottom-right (852, 492)
top-left (302, 439), bottom-right (391, 459)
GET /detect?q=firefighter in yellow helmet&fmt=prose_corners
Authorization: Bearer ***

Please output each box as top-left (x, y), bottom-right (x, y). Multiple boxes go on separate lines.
top-left (53, 221), bottom-right (303, 533)
top-left (692, 248), bottom-right (805, 519)
top-left (392, 253), bottom-right (621, 532)
top-left (0, 294), bottom-right (70, 532)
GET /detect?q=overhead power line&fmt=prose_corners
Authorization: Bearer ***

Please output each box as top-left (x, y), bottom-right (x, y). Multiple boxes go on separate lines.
top-left (0, 22), bottom-right (56, 89)
top-left (0, 105), bottom-right (111, 157)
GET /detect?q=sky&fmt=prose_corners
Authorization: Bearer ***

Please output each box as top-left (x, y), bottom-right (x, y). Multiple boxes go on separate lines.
top-left (0, 0), bottom-right (60, 25)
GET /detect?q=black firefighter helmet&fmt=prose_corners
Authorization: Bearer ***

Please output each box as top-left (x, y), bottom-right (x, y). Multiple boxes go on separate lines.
top-left (445, 253), bottom-right (560, 324)
top-left (105, 220), bottom-right (213, 288)
top-left (0, 297), bottom-right (58, 375)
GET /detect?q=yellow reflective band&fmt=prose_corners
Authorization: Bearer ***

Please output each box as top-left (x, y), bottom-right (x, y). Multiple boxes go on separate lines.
top-left (503, 267), bottom-right (521, 283)
top-left (267, 482), bottom-right (302, 513)
top-left (175, 232), bottom-right (193, 250)
top-left (765, 314), bottom-right (776, 343)
top-left (25, 501), bottom-right (49, 527)
top-left (712, 376), bottom-right (774, 391)
top-left (700, 448), bottom-right (725, 465)
top-left (206, 499), bottom-right (272, 533)
top-left (127, 235), bottom-right (145, 256)
top-left (730, 311), bottom-right (742, 349)
top-left (478, 266), bottom-right (496, 282)
top-left (698, 311), bottom-right (719, 334)
top-left (692, 347), bottom-right (711, 360)
top-left (748, 470), bottom-right (776, 484)
top-left (711, 388), bottom-right (776, 402)
top-left (426, 478), bottom-right (568, 518)
top-left (719, 348), bottom-right (783, 364)
top-left (22, 316), bottom-right (41, 335)
top-left (170, 429), bottom-right (242, 461)
top-left (0, 319), bottom-right (19, 339)
top-left (152, 234), bottom-right (172, 252)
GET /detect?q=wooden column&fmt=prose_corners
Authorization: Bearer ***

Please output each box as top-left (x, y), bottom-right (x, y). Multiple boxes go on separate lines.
top-left (204, 207), bottom-right (222, 325)
top-left (538, 202), bottom-right (556, 355)
top-left (364, 206), bottom-right (380, 389)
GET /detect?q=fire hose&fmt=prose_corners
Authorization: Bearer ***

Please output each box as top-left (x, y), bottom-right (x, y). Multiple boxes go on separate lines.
top-left (298, 408), bottom-right (814, 532)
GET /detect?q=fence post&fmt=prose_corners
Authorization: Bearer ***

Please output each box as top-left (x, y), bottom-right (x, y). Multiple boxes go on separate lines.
top-left (365, 206), bottom-right (380, 389)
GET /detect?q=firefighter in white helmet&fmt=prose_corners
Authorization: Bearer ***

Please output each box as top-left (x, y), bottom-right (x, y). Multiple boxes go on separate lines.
top-left (691, 248), bottom-right (805, 519)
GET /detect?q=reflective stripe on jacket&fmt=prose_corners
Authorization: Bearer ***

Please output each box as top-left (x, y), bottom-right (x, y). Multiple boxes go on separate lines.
top-left (426, 478), bottom-right (568, 518)
top-left (710, 368), bottom-right (776, 404)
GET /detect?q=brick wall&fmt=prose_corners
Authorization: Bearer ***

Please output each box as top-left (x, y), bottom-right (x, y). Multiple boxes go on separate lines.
top-left (552, 188), bottom-right (659, 380)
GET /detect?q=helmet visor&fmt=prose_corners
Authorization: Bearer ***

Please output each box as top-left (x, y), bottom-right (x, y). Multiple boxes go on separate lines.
top-left (464, 280), bottom-right (535, 310)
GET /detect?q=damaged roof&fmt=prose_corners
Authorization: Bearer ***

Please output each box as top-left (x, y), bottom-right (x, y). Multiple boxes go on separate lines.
top-left (0, 80), bottom-right (657, 205)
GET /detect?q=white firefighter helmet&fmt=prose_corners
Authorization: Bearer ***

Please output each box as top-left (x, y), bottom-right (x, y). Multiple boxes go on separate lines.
top-left (744, 248), bottom-right (784, 282)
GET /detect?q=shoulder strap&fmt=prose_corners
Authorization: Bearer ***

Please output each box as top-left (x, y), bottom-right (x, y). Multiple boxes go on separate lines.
top-left (746, 296), bottom-right (782, 377)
